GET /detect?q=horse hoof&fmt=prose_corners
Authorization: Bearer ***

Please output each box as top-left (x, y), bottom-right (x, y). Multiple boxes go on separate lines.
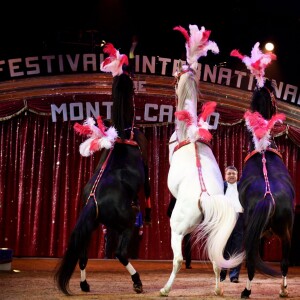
top-left (160, 287), bottom-right (169, 296)
top-left (133, 283), bottom-right (143, 294)
top-left (241, 288), bottom-right (251, 299)
top-left (279, 289), bottom-right (288, 297)
top-left (131, 272), bottom-right (143, 293)
top-left (279, 284), bottom-right (288, 298)
top-left (214, 287), bottom-right (224, 296)
top-left (280, 292), bottom-right (289, 298)
top-left (80, 280), bottom-right (90, 292)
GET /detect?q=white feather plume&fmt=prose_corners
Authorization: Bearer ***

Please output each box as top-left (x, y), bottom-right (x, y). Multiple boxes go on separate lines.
top-left (79, 137), bottom-right (95, 157)
top-left (100, 43), bottom-right (129, 77)
top-left (186, 25), bottom-right (219, 71)
top-left (76, 117), bottom-right (118, 157)
top-left (231, 42), bottom-right (277, 88)
top-left (174, 24), bottom-right (219, 73)
top-left (99, 127), bottom-right (118, 149)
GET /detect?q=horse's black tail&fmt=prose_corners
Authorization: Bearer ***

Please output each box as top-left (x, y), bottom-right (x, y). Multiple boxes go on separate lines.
top-left (54, 200), bottom-right (96, 295)
top-left (244, 194), bottom-right (280, 277)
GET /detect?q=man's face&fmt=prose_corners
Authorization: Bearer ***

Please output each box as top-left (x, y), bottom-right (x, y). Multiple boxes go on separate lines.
top-left (225, 169), bottom-right (238, 184)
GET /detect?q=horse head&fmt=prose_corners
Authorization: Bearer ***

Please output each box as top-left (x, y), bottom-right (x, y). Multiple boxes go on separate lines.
top-left (111, 73), bottom-right (135, 139)
top-left (250, 78), bottom-right (277, 120)
top-left (174, 67), bottom-right (199, 142)
top-left (230, 43), bottom-right (278, 153)
top-left (172, 25), bottom-right (219, 143)
top-left (100, 43), bottom-right (135, 140)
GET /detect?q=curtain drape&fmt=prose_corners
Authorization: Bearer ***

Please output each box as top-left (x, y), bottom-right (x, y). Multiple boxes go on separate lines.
top-left (0, 109), bottom-right (299, 259)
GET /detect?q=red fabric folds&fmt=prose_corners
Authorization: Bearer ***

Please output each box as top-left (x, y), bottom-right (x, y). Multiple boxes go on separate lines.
top-left (0, 108), bottom-right (299, 259)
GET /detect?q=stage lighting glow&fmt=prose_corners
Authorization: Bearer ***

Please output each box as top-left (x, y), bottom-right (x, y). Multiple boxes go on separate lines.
top-left (265, 42), bottom-right (274, 51)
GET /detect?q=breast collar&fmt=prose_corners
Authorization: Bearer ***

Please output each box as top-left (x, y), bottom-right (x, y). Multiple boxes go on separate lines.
top-left (244, 147), bottom-right (282, 163)
top-left (173, 138), bottom-right (211, 152)
top-left (115, 137), bottom-right (138, 147)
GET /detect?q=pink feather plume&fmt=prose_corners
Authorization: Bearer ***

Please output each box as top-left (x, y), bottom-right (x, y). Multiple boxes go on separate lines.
top-left (100, 42), bottom-right (128, 77)
top-left (103, 43), bottom-right (117, 58)
top-left (230, 42), bottom-right (276, 87)
top-left (201, 30), bottom-right (211, 45)
top-left (267, 113), bottom-right (286, 130)
top-left (245, 111), bottom-right (285, 139)
top-left (200, 101), bottom-right (217, 121)
top-left (173, 26), bottom-right (190, 43)
top-left (119, 54), bottom-right (129, 68)
top-left (198, 128), bottom-right (212, 141)
top-left (174, 24), bottom-right (219, 72)
top-left (90, 139), bottom-right (100, 153)
top-left (175, 110), bottom-right (193, 126)
top-left (73, 123), bottom-right (93, 136)
top-left (230, 49), bottom-right (245, 60)
top-left (96, 116), bottom-right (107, 136)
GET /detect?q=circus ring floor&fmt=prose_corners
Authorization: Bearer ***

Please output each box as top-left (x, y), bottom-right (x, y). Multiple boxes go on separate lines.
top-left (1, 258), bottom-right (300, 299)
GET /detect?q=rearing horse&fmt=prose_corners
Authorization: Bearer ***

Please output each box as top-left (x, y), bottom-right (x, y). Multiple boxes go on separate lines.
top-left (231, 43), bottom-right (295, 298)
top-left (54, 44), bottom-right (151, 295)
top-left (160, 24), bottom-right (244, 297)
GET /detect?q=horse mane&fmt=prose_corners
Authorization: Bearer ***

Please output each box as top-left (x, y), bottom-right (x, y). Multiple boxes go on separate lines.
top-left (176, 70), bottom-right (199, 141)
top-left (111, 73), bottom-right (135, 139)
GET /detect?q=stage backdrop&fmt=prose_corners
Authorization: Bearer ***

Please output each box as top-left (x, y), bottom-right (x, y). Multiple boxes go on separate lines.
top-left (0, 90), bottom-right (300, 261)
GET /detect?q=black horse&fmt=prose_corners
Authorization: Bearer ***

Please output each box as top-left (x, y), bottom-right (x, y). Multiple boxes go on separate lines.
top-left (54, 73), bottom-right (151, 295)
top-left (239, 79), bottom-right (295, 298)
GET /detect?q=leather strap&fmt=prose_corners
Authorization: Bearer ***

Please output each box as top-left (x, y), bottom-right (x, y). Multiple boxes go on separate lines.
top-left (244, 147), bottom-right (282, 163)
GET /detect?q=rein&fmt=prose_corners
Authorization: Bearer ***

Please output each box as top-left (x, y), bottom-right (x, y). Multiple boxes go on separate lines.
top-left (171, 137), bottom-right (211, 198)
top-left (244, 148), bottom-right (281, 207)
top-left (86, 147), bottom-right (114, 218)
top-left (194, 143), bottom-right (209, 196)
top-left (261, 152), bottom-right (275, 205)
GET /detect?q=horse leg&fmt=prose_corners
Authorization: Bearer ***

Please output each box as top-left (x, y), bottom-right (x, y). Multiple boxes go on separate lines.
top-left (160, 231), bottom-right (183, 296)
top-left (79, 256), bottom-right (90, 292)
top-left (212, 261), bottom-right (224, 296)
top-left (279, 236), bottom-right (291, 298)
top-left (115, 229), bottom-right (143, 294)
top-left (241, 257), bottom-right (254, 299)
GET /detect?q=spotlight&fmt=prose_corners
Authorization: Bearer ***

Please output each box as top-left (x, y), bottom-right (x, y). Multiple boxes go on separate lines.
top-left (265, 42), bottom-right (274, 52)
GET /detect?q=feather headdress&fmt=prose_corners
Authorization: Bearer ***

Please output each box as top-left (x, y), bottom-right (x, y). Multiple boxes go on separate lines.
top-left (74, 116), bottom-right (118, 157)
top-left (230, 42), bottom-right (277, 88)
top-left (100, 43), bottom-right (129, 77)
top-left (175, 100), bottom-right (216, 142)
top-left (174, 24), bottom-right (219, 72)
top-left (244, 110), bottom-right (285, 152)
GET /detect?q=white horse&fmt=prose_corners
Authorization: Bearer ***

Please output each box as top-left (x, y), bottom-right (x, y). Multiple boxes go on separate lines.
top-left (160, 68), bottom-right (245, 297)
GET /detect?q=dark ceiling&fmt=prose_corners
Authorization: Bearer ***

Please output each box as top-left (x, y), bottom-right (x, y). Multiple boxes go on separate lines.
top-left (1, 0), bottom-right (299, 85)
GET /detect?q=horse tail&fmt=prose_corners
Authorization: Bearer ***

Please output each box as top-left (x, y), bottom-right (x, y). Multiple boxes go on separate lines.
top-left (54, 199), bottom-right (96, 295)
top-left (193, 193), bottom-right (245, 269)
top-left (244, 193), bottom-right (280, 276)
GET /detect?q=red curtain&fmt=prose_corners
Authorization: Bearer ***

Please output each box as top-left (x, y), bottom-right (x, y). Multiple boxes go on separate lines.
top-left (0, 110), bottom-right (299, 259)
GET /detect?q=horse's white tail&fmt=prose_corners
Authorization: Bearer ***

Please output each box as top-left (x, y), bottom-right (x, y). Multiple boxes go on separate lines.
top-left (193, 193), bottom-right (245, 269)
